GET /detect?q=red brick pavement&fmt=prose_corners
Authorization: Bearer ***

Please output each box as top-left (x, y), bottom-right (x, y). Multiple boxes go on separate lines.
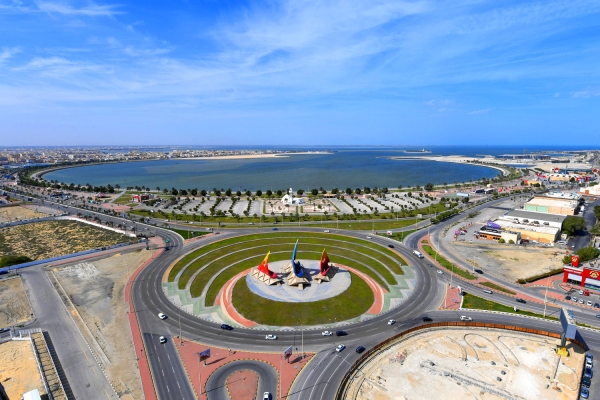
top-left (125, 237), bottom-right (164, 400)
top-left (524, 274), bottom-right (563, 288)
top-left (442, 284), bottom-right (462, 310)
top-left (174, 339), bottom-right (313, 400)
top-left (226, 369), bottom-right (259, 400)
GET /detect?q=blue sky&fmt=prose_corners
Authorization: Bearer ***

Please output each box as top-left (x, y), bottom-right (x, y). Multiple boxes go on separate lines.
top-left (1, 0), bottom-right (599, 146)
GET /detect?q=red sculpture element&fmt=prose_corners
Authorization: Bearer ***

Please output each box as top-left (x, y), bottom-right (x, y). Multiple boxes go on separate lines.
top-left (320, 249), bottom-right (331, 275)
top-left (258, 251), bottom-right (278, 279)
top-left (571, 255), bottom-right (580, 268)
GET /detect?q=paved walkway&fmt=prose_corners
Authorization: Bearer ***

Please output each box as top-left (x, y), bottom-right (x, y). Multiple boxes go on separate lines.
top-left (442, 285), bottom-right (461, 310)
top-left (174, 339), bottom-right (313, 400)
top-left (226, 369), bottom-right (259, 400)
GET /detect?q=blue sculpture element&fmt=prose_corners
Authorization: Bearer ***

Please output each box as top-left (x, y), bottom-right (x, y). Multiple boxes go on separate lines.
top-left (291, 240), bottom-right (304, 278)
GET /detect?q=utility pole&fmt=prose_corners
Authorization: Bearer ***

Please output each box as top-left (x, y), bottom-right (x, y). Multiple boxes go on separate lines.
top-left (179, 308), bottom-right (182, 346)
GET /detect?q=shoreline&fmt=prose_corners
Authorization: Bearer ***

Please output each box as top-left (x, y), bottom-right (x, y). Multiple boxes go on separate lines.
top-left (390, 156), bottom-right (510, 176)
top-left (176, 151), bottom-right (333, 160)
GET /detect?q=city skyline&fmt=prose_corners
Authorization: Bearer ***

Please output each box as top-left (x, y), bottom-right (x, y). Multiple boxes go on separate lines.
top-left (1, 0), bottom-right (599, 146)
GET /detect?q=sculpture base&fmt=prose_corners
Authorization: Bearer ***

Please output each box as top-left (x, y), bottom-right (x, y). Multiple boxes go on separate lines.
top-left (251, 268), bottom-right (282, 285)
top-left (313, 264), bottom-right (339, 284)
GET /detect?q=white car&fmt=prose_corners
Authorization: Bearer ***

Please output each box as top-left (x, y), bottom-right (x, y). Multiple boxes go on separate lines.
top-left (367, 236), bottom-right (372, 239)
top-left (324, 230), bottom-right (330, 233)
top-left (588, 301), bottom-right (593, 306)
top-left (263, 392), bottom-right (271, 400)
top-left (322, 331), bottom-right (333, 336)
top-left (460, 316), bottom-right (473, 321)
top-left (437, 270), bottom-right (444, 275)
top-left (158, 313), bottom-right (167, 320)
top-left (265, 334), bottom-right (277, 340)
top-left (388, 319), bottom-right (396, 325)
top-left (159, 336), bottom-right (167, 343)
top-left (336, 344), bottom-right (346, 352)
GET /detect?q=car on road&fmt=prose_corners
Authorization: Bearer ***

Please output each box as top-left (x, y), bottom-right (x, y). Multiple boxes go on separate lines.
top-left (581, 387), bottom-right (589, 398)
top-left (159, 336), bottom-right (167, 343)
top-left (565, 296), bottom-right (571, 300)
top-left (557, 240), bottom-right (567, 245)
top-left (322, 331), bottom-right (333, 336)
top-left (584, 368), bottom-right (593, 379)
top-left (0, 327), bottom-right (9, 333)
top-left (460, 316), bottom-right (472, 321)
top-left (158, 313), bottom-right (167, 320)
top-left (437, 270), bottom-right (444, 275)
top-left (580, 299), bottom-right (585, 304)
top-left (336, 344), bottom-right (346, 352)
top-left (474, 269), bottom-right (484, 274)
top-left (263, 392), bottom-right (271, 400)
top-left (483, 289), bottom-right (493, 294)
top-left (586, 353), bottom-right (593, 363)
top-left (336, 330), bottom-right (348, 336)
top-left (595, 303), bottom-right (600, 308)
top-left (272, 228), bottom-right (278, 231)
top-left (221, 324), bottom-right (234, 330)
top-left (516, 298), bottom-right (526, 304)
top-left (422, 316), bottom-right (432, 322)
top-left (388, 319), bottom-right (396, 325)
top-left (356, 346), bottom-right (366, 354)
top-left (388, 244), bottom-right (394, 248)
top-left (586, 359), bottom-right (593, 369)
top-left (324, 230), bottom-right (330, 233)
top-left (587, 301), bottom-right (593, 306)
top-left (265, 334), bottom-right (277, 340)
top-left (572, 297), bottom-right (578, 302)
top-left (366, 236), bottom-right (372, 239)
top-left (579, 290), bottom-right (585, 295)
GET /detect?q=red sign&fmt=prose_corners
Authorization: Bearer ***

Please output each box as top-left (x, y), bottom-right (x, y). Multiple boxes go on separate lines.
top-left (571, 255), bottom-right (580, 267)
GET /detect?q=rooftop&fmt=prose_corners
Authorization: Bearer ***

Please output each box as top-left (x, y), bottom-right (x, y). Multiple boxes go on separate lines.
top-left (503, 210), bottom-right (567, 224)
top-left (528, 197), bottom-right (577, 209)
top-left (495, 220), bottom-right (560, 235)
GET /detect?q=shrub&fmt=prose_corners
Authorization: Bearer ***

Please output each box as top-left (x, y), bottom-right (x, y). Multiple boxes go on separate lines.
top-left (498, 238), bottom-right (505, 243)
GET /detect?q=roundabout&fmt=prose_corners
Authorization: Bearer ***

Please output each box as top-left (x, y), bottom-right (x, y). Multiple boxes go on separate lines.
top-left (163, 232), bottom-right (416, 328)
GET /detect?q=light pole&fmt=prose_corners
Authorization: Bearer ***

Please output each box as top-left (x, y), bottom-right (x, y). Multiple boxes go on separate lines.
top-left (543, 266), bottom-right (552, 317)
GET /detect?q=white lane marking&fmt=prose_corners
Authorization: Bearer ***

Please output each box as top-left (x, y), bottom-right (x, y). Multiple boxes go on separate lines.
top-left (162, 369), bottom-right (165, 376)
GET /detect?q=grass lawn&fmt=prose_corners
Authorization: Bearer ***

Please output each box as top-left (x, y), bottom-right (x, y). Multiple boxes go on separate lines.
top-left (480, 281), bottom-right (517, 295)
top-left (166, 228), bottom-right (211, 239)
top-left (421, 244), bottom-right (477, 280)
top-left (462, 293), bottom-right (557, 321)
top-left (232, 271), bottom-right (374, 326)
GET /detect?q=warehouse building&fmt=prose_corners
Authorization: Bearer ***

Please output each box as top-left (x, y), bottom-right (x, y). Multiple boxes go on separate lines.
top-left (499, 210), bottom-right (566, 229)
top-left (524, 197), bottom-right (577, 216)
top-left (494, 220), bottom-right (561, 244)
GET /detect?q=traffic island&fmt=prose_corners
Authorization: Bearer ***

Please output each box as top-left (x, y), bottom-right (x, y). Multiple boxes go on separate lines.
top-left (173, 339), bottom-right (313, 400)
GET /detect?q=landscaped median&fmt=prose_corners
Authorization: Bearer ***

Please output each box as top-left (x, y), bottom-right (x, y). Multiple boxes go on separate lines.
top-left (420, 241), bottom-right (477, 280)
top-left (462, 293), bottom-right (557, 320)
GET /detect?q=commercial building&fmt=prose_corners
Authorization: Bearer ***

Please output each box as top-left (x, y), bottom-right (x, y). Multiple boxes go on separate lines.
top-left (494, 220), bottom-right (561, 244)
top-left (524, 197), bottom-right (577, 216)
top-left (131, 193), bottom-right (152, 202)
top-left (500, 210), bottom-right (566, 230)
top-left (563, 259), bottom-right (600, 291)
top-left (580, 186), bottom-right (600, 198)
top-left (475, 226), bottom-right (521, 243)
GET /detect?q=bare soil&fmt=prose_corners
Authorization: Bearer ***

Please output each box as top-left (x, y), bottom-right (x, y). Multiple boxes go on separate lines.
top-left (0, 340), bottom-right (47, 398)
top-left (0, 205), bottom-right (48, 223)
top-left (0, 220), bottom-right (130, 260)
top-left (53, 249), bottom-right (156, 399)
top-left (0, 276), bottom-right (34, 327)
top-left (347, 328), bottom-right (583, 400)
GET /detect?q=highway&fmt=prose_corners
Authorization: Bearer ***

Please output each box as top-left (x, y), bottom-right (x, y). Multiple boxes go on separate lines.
top-left (6, 189), bottom-right (600, 400)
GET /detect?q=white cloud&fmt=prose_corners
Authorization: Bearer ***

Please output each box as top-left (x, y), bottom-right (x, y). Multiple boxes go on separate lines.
top-left (35, 1), bottom-right (121, 16)
top-left (0, 47), bottom-right (20, 65)
top-left (571, 88), bottom-right (600, 98)
top-left (123, 46), bottom-right (172, 57)
top-left (469, 109), bottom-right (491, 115)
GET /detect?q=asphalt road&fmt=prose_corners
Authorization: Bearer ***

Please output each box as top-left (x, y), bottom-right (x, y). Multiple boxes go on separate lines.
top-left (205, 360), bottom-right (277, 400)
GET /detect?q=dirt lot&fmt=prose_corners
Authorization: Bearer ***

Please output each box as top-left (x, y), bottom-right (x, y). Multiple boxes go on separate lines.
top-left (0, 276), bottom-right (34, 327)
top-left (347, 328), bottom-right (583, 400)
top-left (0, 220), bottom-right (130, 260)
top-left (53, 249), bottom-right (156, 400)
top-left (452, 242), bottom-right (564, 282)
top-left (0, 205), bottom-right (48, 223)
top-left (0, 340), bottom-right (46, 399)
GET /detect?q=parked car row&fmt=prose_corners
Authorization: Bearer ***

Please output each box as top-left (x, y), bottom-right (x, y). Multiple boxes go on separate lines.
top-left (580, 353), bottom-right (593, 399)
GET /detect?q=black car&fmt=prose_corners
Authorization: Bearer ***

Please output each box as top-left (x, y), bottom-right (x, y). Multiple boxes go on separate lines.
top-left (516, 298), bottom-right (526, 304)
top-left (388, 244), bottom-right (394, 248)
top-left (422, 316), bottom-right (432, 322)
top-left (336, 330), bottom-right (348, 336)
top-left (565, 296), bottom-right (571, 300)
top-left (582, 377), bottom-right (591, 388)
top-left (0, 327), bottom-right (9, 334)
top-left (595, 303), bottom-right (600, 308)
top-left (356, 346), bottom-right (365, 354)
top-left (221, 324), bottom-right (234, 331)
top-left (474, 269), bottom-right (483, 274)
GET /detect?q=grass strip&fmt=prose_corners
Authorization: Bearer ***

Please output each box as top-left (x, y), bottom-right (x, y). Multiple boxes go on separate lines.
top-left (480, 281), bottom-right (517, 295)
top-left (169, 232), bottom-right (405, 283)
top-left (421, 244), bottom-right (477, 280)
top-left (231, 271), bottom-right (374, 326)
top-left (462, 293), bottom-right (558, 321)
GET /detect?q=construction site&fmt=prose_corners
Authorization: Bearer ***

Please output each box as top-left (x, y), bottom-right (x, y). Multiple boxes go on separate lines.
top-left (344, 327), bottom-right (584, 400)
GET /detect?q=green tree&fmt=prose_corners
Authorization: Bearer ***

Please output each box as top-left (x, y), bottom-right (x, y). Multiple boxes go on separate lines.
top-left (424, 183), bottom-right (434, 191)
top-left (297, 189), bottom-right (304, 195)
top-left (355, 188), bottom-right (362, 195)
top-left (576, 246), bottom-right (600, 262)
top-left (562, 216), bottom-right (587, 236)
top-left (311, 188), bottom-right (318, 196)
top-left (256, 190), bottom-right (262, 197)
top-left (345, 188), bottom-right (352, 195)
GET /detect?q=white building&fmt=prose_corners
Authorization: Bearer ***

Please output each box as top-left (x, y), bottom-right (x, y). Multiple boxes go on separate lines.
top-left (281, 188), bottom-right (305, 205)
